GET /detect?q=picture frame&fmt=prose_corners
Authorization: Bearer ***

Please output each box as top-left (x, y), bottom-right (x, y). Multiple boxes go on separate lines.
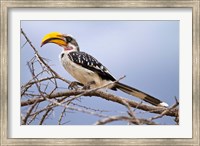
top-left (1, 0), bottom-right (199, 145)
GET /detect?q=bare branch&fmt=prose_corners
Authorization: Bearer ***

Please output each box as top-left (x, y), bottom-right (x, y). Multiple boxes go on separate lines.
top-left (39, 108), bottom-right (52, 125)
top-left (58, 107), bottom-right (67, 125)
top-left (21, 90), bottom-right (178, 117)
top-left (21, 100), bottom-right (39, 125)
top-left (149, 97), bottom-right (179, 121)
top-left (95, 116), bottom-right (157, 125)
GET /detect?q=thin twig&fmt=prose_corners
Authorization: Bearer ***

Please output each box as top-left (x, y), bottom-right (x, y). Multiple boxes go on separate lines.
top-left (95, 116), bottom-right (157, 125)
top-left (58, 107), bottom-right (67, 125)
top-left (149, 97), bottom-right (179, 121)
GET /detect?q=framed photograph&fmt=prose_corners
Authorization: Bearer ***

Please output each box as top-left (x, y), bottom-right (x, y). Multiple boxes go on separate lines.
top-left (1, 0), bottom-right (199, 145)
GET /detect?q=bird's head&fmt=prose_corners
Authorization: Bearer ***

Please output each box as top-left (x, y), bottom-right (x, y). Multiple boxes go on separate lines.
top-left (41, 32), bottom-right (79, 52)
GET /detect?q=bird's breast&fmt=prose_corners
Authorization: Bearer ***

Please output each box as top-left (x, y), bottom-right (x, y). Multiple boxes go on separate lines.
top-left (60, 52), bottom-right (110, 88)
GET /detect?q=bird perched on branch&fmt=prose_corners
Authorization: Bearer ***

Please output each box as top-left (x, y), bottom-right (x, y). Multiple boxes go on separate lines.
top-left (41, 32), bottom-right (168, 107)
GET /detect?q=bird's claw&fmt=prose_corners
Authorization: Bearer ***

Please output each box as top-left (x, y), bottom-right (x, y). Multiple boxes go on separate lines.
top-left (68, 81), bottom-right (83, 90)
top-left (82, 81), bottom-right (95, 90)
top-left (82, 85), bottom-right (91, 90)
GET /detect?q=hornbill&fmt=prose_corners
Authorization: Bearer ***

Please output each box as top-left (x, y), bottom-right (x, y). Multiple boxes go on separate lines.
top-left (41, 32), bottom-right (168, 107)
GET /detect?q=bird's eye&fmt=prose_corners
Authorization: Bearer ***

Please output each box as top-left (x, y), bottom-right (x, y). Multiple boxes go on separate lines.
top-left (65, 37), bottom-right (72, 42)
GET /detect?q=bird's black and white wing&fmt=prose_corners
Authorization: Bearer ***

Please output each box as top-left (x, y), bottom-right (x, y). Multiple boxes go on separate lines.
top-left (68, 51), bottom-right (116, 82)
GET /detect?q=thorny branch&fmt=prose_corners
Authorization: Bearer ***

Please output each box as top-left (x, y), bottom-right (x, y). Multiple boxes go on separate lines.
top-left (21, 28), bottom-right (179, 125)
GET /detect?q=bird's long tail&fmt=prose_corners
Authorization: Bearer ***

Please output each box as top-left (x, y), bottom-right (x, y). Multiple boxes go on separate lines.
top-left (115, 82), bottom-right (168, 107)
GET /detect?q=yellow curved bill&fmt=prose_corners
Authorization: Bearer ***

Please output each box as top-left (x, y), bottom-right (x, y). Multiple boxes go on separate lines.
top-left (41, 32), bottom-right (67, 47)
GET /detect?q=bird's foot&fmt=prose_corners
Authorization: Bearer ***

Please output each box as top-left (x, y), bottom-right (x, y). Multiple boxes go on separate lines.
top-left (82, 81), bottom-right (95, 90)
top-left (82, 85), bottom-right (90, 90)
top-left (68, 81), bottom-right (83, 90)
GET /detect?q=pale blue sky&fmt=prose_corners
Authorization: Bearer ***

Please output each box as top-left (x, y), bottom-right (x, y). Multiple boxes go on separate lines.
top-left (21, 21), bottom-right (179, 125)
